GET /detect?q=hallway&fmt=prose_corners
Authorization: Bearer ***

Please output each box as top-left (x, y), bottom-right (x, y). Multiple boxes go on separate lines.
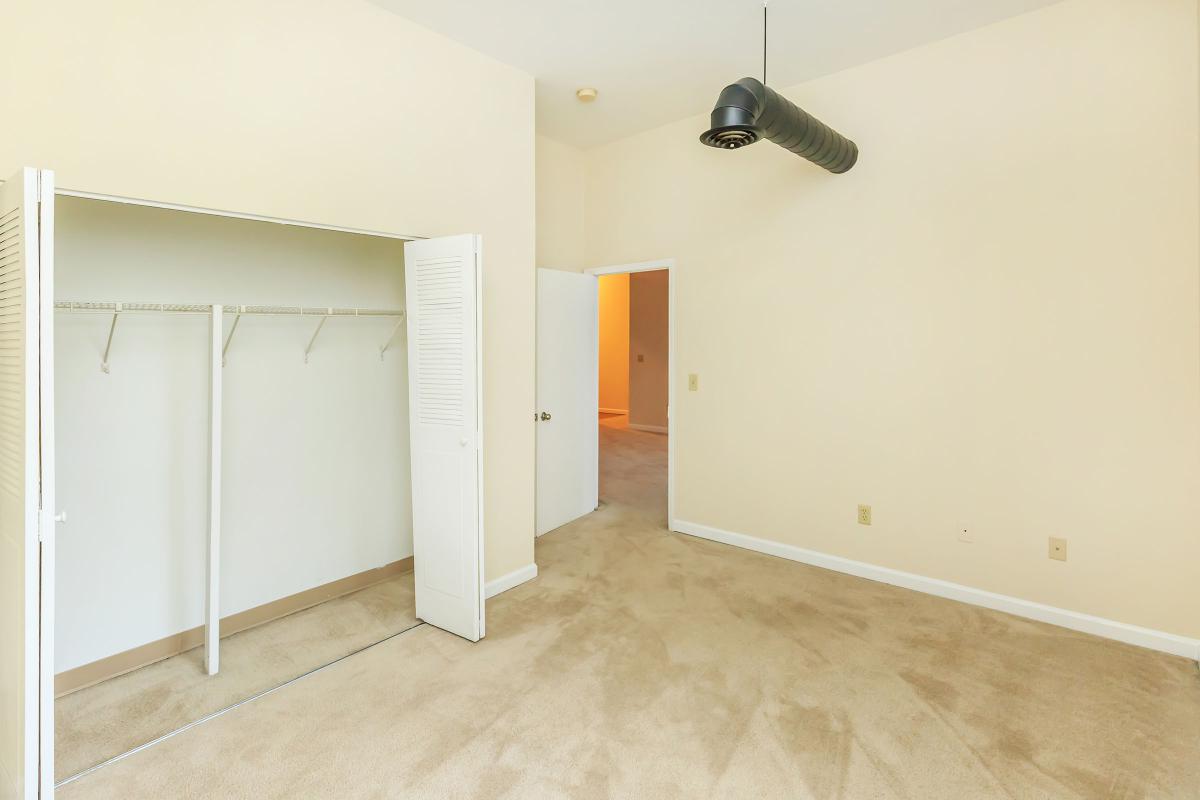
top-left (597, 412), bottom-right (667, 521)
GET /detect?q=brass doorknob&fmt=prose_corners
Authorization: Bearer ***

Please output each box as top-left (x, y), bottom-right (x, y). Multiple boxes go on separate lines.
top-left (540, 412), bottom-right (552, 421)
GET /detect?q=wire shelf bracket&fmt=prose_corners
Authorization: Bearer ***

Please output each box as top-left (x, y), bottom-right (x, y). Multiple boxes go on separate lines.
top-left (221, 311), bottom-right (242, 367)
top-left (379, 318), bottom-right (404, 361)
top-left (303, 311), bottom-right (331, 364)
top-left (101, 304), bottom-right (121, 373)
top-left (55, 301), bottom-right (406, 367)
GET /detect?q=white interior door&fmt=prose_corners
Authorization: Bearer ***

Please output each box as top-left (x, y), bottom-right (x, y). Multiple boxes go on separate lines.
top-left (0, 167), bottom-right (54, 799)
top-left (404, 235), bottom-right (484, 642)
top-left (535, 269), bottom-right (598, 536)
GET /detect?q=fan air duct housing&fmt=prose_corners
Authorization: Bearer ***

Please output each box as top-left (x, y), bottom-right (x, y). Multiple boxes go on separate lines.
top-left (700, 77), bottom-right (858, 173)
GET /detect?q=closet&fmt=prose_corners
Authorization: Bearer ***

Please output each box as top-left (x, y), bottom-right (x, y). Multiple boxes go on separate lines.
top-left (0, 167), bottom-right (486, 794)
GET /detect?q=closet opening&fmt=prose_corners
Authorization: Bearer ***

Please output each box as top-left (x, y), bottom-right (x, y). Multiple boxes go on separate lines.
top-left (52, 194), bottom-right (421, 783)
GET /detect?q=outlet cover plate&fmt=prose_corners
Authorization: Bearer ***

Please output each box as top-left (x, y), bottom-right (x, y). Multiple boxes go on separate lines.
top-left (1048, 537), bottom-right (1067, 561)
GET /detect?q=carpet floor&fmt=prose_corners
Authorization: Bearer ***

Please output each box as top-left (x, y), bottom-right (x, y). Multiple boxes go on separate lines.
top-left (56, 571), bottom-right (417, 781)
top-left (60, 416), bottom-right (1200, 798)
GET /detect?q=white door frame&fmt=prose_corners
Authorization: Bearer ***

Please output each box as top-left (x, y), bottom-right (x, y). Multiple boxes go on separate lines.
top-left (38, 170), bottom-right (57, 798)
top-left (584, 259), bottom-right (676, 529)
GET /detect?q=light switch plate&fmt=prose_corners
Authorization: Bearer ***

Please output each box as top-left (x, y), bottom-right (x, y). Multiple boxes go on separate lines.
top-left (688, 373), bottom-right (699, 391)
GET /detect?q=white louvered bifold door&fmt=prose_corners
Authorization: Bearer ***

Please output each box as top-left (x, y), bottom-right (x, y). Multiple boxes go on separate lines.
top-left (0, 167), bottom-right (53, 800)
top-left (404, 235), bottom-right (484, 642)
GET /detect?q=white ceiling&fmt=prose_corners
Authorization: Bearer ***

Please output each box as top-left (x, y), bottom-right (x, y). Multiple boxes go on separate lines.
top-left (369, 0), bottom-right (1064, 149)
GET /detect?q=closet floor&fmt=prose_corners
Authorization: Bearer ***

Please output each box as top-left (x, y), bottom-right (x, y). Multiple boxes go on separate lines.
top-left (55, 572), bottom-right (417, 781)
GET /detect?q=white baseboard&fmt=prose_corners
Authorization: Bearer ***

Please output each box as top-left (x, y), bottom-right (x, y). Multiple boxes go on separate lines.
top-left (627, 423), bottom-right (667, 434)
top-left (598, 407), bottom-right (628, 415)
top-left (485, 563), bottom-right (538, 599)
top-left (672, 519), bottom-right (1199, 661)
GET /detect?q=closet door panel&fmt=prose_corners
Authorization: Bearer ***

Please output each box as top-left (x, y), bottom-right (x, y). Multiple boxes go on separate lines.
top-left (0, 167), bottom-right (49, 800)
top-left (404, 234), bottom-right (483, 642)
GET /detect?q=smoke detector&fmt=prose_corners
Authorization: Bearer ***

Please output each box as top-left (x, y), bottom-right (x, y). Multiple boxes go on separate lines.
top-left (575, 88), bottom-right (598, 103)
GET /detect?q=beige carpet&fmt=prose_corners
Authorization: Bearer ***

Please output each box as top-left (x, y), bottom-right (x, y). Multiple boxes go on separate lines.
top-left (61, 418), bottom-right (1200, 798)
top-left (56, 573), bottom-right (417, 781)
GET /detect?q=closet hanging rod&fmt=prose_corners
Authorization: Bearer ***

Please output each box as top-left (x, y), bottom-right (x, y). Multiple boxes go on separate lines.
top-left (55, 301), bottom-right (405, 317)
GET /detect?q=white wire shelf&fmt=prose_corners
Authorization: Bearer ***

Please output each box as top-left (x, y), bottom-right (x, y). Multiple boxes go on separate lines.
top-left (54, 301), bottom-right (404, 317)
top-left (54, 301), bottom-right (405, 370)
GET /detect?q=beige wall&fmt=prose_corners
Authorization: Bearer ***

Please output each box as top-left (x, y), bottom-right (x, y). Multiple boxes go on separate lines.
top-left (628, 271), bottom-right (669, 429)
top-left (536, 135), bottom-right (587, 270)
top-left (598, 274), bottom-right (630, 412)
top-left (1, 0), bottom-right (536, 582)
top-left (584, 0), bottom-right (1200, 639)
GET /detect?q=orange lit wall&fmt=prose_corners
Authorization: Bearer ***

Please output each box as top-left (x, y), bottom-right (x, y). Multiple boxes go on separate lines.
top-left (598, 273), bottom-right (629, 412)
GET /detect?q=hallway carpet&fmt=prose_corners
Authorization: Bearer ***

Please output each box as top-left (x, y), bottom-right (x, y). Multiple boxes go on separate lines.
top-left (61, 418), bottom-right (1200, 798)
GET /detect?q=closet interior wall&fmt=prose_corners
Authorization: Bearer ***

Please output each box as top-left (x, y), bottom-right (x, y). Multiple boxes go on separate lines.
top-left (54, 196), bottom-right (411, 675)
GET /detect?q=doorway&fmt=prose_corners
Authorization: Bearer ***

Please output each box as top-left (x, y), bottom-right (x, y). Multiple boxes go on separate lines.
top-left (597, 267), bottom-right (670, 520)
top-left (534, 259), bottom-right (675, 537)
